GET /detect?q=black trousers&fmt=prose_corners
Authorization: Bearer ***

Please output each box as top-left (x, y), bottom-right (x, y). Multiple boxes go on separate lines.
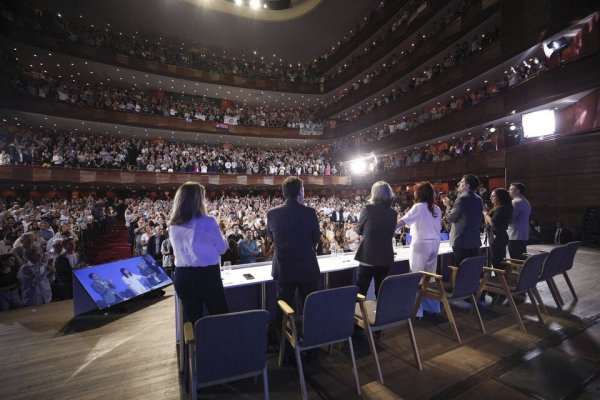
top-left (173, 265), bottom-right (229, 324)
top-left (452, 247), bottom-right (480, 268)
top-left (357, 265), bottom-right (390, 298)
top-left (508, 240), bottom-right (528, 260)
top-left (276, 279), bottom-right (319, 312)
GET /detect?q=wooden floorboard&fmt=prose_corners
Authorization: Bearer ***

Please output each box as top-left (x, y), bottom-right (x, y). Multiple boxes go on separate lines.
top-left (0, 244), bottom-right (599, 400)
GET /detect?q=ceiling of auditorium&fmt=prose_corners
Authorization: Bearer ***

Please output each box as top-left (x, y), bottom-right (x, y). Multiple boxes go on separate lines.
top-left (37, 0), bottom-right (377, 63)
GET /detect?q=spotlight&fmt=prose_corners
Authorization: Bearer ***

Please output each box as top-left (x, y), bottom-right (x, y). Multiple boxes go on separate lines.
top-left (485, 124), bottom-right (496, 133)
top-left (543, 36), bottom-right (570, 59)
top-left (234, 0), bottom-right (243, 5)
top-left (509, 124), bottom-right (517, 131)
top-left (249, 0), bottom-right (261, 9)
top-left (351, 159), bottom-right (367, 174)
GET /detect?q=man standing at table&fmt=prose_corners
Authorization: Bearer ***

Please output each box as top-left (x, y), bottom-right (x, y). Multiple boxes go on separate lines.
top-left (267, 177), bottom-right (320, 311)
top-left (508, 182), bottom-right (531, 259)
top-left (445, 174), bottom-right (483, 267)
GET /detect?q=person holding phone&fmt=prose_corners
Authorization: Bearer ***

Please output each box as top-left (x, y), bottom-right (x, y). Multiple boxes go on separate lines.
top-left (168, 182), bottom-right (229, 324)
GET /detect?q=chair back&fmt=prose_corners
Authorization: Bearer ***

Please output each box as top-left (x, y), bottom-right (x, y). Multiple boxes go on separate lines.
top-left (302, 286), bottom-right (358, 347)
top-left (452, 256), bottom-right (486, 299)
top-left (373, 273), bottom-right (422, 327)
top-left (515, 253), bottom-right (547, 292)
top-left (195, 310), bottom-right (269, 384)
top-left (540, 246), bottom-right (566, 280)
top-left (560, 241), bottom-right (581, 272)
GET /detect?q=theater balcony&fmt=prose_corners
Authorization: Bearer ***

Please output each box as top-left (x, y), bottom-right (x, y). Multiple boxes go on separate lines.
top-left (0, 165), bottom-right (352, 189)
top-left (334, 52), bottom-right (600, 159)
top-left (319, 2), bottom-right (501, 118)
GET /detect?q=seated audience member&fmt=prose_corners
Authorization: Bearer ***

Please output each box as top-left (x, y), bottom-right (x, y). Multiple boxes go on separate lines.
top-left (528, 219), bottom-right (543, 244)
top-left (553, 221), bottom-right (572, 244)
top-left (0, 254), bottom-right (22, 311)
top-left (0, 234), bottom-right (14, 255)
top-left (18, 246), bottom-right (55, 306)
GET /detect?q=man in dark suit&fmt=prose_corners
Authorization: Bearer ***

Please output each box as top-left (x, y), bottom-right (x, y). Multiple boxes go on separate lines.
top-left (267, 176), bottom-right (320, 310)
top-left (147, 226), bottom-right (166, 263)
top-left (445, 174), bottom-right (483, 268)
top-left (53, 238), bottom-right (87, 300)
top-left (553, 221), bottom-right (572, 244)
top-left (330, 205), bottom-right (345, 227)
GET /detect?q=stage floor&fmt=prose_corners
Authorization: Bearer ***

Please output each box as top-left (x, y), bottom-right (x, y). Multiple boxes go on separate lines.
top-left (1, 244), bottom-right (599, 400)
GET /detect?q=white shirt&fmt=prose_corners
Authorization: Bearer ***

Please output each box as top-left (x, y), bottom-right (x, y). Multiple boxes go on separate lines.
top-left (168, 215), bottom-right (227, 267)
top-left (401, 203), bottom-right (442, 241)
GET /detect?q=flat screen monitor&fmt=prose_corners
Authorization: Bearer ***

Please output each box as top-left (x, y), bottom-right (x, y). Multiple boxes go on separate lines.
top-left (72, 255), bottom-right (172, 310)
top-left (522, 109), bottom-right (555, 138)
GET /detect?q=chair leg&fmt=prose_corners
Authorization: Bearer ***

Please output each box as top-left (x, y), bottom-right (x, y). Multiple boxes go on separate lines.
top-left (263, 366), bottom-right (269, 400)
top-left (545, 278), bottom-right (562, 309)
top-left (532, 286), bottom-right (548, 315)
top-left (498, 275), bottom-right (526, 332)
top-left (440, 294), bottom-right (461, 343)
top-left (294, 346), bottom-right (308, 400)
top-left (528, 289), bottom-right (545, 325)
top-left (347, 337), bottom-right (361, 395)
top-left (189, 344), bottom-right (197, 400)
top-left (563, 272), bottom-right (579, 302)
top-left (278, 317), bottom-right (286, 367)
top-left (470, 294), bottom-right (486, 334)
top-left (550, 277), bottom-right (565, 306)
top-left (407, 319), bottom-right (422, 371)
top-left (366, 326), bottom-right (384, 384)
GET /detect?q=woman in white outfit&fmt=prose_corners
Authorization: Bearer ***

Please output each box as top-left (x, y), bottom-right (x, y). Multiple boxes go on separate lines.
top-left (397, 182), bottom-right (442, 317)
top-left (120, 268), bottom-right (147, 296)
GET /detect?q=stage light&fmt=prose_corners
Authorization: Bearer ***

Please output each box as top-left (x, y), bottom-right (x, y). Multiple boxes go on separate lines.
top-left (249, 0), bottom-right (261, 9)
top-left (543, 36), bottom-right (569, 59)
top-left (485, 124), bottom-right (496, 132)
top-left (234, 0), bottom-right (243, 5)
top-left (509, 124), bottom-right (517, 131)
top-left (351, 159), bottom-right (367, 174)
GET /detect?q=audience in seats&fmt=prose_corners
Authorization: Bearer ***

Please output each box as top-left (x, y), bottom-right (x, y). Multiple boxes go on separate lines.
top-left (0, 122), bottom-right (346, 176)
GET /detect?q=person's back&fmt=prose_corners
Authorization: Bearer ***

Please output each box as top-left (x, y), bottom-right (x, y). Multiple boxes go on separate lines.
top-left (448, 190), bottom-right (483, 248)
top-left (508, 196), bottom-right (531, 240)
top-left (267, 200), bottom-right (320, 283)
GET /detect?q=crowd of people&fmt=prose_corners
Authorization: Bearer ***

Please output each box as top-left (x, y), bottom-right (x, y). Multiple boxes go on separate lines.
top-left (331, 54), bottom-right (547, 152)
top-left (324, 22), bottom-right (499, 110)
top-left (10, 63), bottom-right (322, 129)
top-left (0, 195), bottom-right (118, 309)
top-left (0, 0), bottom-right (428, 85)
top-left (0, 123), bottom-right (346, 175)
top-left (324, 0), bottom-right (481, 85)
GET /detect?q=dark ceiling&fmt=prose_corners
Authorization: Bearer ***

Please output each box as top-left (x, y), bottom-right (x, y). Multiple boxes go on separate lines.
top-left (36, 0), bottom-right (377, 64)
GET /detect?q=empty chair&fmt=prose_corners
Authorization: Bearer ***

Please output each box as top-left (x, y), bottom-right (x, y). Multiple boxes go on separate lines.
top-left (534, 245), bottom-right (569, 311)
top-left (354, 273), bottom-right (423, 384)
top-left (278, 286), bottom-right (361, 400)
top-left (183, 310), bottom-right (270, 400)
top-left (479, 252), bottom-right (547, 332)
top-left (557, 241), bottom-right (582, 303)
top-left (416, 256), bottom-right (488, 344)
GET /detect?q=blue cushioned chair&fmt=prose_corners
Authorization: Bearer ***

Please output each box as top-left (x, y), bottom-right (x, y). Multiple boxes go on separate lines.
top-left (278, 286), bottom-right (361, 400)
top-left (479, 252), bottom-right (547, 332)
top-left (355, 273), bottom-right (423, 384)
top-left (417, 256), bottom-right (488, 344)
top-left (183, 310), bottom-right (270, 400)
top-left (557, 241), bottom-right (581, 303)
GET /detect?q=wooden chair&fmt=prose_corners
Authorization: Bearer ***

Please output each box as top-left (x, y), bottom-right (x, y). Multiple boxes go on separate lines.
top-left (183, 310), bottom-right (270, 400)
top-left (354, 273), bottom-right (423, 384)
top-left (415, 256), bottom-right (488, 343)
top-left (279, 286), bottom-right (361, 400)
top-left (477, 252), bottom-right (547, 332)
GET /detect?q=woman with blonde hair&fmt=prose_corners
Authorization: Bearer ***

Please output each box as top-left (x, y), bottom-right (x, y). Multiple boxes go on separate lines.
top-left (168, 182), bottom-right (228, 323)
top-left (354, 181), bottom-right (397, 297)
top-left (397, 181), bottom-right (442, 317)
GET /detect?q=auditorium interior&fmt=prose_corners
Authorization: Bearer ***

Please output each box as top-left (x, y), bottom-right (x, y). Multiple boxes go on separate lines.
top-left (1, 0), bottom-right (600, 399)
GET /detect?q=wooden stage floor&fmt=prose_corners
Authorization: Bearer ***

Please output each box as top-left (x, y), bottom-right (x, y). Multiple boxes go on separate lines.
top-left (1, 244), bottom-right (599, 400)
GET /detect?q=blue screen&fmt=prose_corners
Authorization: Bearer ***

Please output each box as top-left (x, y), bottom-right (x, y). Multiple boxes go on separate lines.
top-left (73, 255), bottom-right (172, 309)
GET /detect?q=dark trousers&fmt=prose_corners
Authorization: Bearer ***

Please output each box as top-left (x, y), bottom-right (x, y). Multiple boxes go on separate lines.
top-left (357, 265), bottom-right (390, 298)
top-left (276, 279), bottom-right (319, 312)
top-left (508, 240), bottom-right (528, 260)
top-left (173, 265), bottom-right (229, 324)
top-left (491, 235), bottom-right (509, 268)
top-left (452, 247), bottom-right (480, 269)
